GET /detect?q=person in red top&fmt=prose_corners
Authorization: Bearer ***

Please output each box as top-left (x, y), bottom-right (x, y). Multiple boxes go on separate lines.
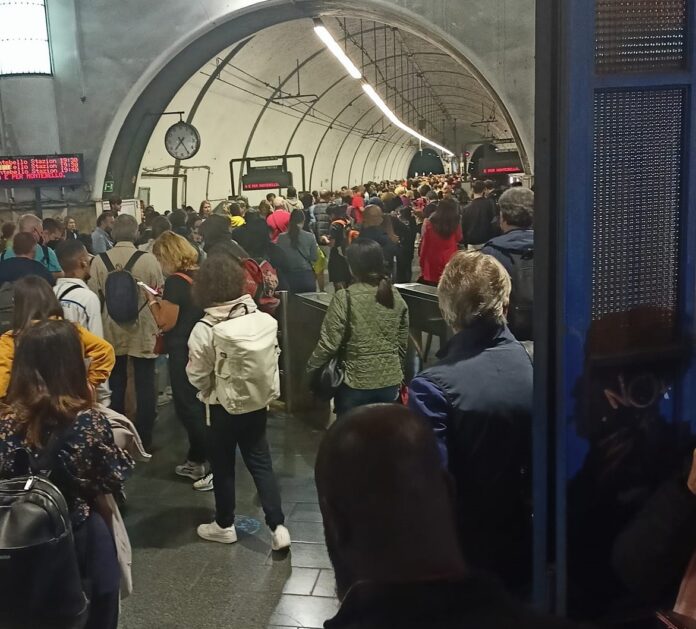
top-left (351, 186), bottom-right (365, 224)
top-left (418, 198), bottom-right (462, 285)
top-left (266, 200), bottom-right (291, 243)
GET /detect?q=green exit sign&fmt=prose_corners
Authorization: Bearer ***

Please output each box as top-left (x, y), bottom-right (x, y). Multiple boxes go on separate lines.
top-left (103, 180), bottom-right (114, 193)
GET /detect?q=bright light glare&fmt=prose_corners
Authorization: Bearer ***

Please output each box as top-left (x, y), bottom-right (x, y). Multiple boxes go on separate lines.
top-left (362, 84), bottom-right (454, 156)
top-left (0, 0), bottom-right (52, 75)
top-left (314, 25), bottom-right (362, 79)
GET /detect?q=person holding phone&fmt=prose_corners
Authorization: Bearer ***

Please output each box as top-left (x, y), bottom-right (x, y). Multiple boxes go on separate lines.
top-left (141, 232), bottom-right (207, 487)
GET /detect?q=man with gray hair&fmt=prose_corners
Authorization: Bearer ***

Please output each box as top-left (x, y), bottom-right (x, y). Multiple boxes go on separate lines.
top-left (408, 250), bottom-right (533, 592)
top-left (88, 214), bottom-right (164, 449)
top-left (481, 186), bottom-right (534, 340)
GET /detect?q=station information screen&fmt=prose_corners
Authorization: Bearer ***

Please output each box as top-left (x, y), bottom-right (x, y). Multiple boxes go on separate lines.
top-left (0, 154), bottom-right (85, 187)
top-left (241, 166), bottom-right (293, 191)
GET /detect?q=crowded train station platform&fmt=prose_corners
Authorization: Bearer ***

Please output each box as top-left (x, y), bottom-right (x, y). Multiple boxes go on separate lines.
top-left (1, 1), bottom-right (695, 628)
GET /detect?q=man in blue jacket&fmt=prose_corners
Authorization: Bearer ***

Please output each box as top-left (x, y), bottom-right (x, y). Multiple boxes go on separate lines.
top-left (481, 186), bottom-right (534, 276)
top-left (408, 251), bottom-right (533, 591)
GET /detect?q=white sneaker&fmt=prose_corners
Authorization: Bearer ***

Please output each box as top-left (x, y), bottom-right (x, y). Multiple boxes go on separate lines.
top-left (271, 524), bottom-right (291, 551)
top-left (175, 460), bottom-right (206, 480)
top-left (197, 521), bottom-right (237, 544)
top-left (193, 472), bottom-right (214, 492)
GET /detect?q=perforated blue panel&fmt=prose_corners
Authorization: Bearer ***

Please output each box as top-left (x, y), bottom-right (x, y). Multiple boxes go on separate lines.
top-left (592, 88), bottom-right (684, 339)
top-left (595, 0), bottom-right (688, 73)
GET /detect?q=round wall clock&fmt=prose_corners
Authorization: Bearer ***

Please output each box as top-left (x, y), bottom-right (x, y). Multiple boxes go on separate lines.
top-left (164, 121), bottom-right (201, 160)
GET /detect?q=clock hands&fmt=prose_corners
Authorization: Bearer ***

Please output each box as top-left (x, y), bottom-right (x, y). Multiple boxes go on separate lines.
top-left (175, 137), bottom-right (187, 152)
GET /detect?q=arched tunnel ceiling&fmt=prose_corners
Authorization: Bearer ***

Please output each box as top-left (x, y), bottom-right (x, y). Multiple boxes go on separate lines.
top-left (138, 16), bottom-right (517, 208)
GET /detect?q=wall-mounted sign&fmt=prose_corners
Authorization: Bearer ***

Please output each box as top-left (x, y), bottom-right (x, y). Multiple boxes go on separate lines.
top-left (0, 154), bottom-right (85, 187)
top-left (482, 165), bottom-right (525, 175)
top-left (241, 165), bottom-right (293, 191)
top-left (477, 150), bottom-right (523, 177)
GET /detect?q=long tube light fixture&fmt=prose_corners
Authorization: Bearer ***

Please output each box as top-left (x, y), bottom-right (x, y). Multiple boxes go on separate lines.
top-left (313, 19), bottom-right (454, 157)
top-left (313, 22), bottom-right (362, 79)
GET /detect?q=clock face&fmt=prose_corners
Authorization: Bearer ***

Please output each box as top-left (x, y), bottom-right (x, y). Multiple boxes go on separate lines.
top-left (164, 121), bottom-right (201, 160)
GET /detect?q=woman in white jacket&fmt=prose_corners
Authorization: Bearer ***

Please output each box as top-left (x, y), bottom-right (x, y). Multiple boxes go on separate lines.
top-left (186, 252), bottom-right (291, 550)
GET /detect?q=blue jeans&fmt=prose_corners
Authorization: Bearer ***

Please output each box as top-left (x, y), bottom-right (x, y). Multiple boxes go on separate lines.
top-left (334, 384), bottom-right (400, 418)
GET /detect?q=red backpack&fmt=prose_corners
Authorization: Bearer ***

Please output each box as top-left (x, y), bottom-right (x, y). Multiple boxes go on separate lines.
top-left (241, 258), bottom-right (280, 315)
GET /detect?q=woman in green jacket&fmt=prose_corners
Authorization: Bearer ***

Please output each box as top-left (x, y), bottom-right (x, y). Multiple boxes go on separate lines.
top-left (308, 238), bottom-right (409, 417)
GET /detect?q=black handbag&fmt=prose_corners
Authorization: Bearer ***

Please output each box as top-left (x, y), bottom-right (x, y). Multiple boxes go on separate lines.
top-left (311, 289), bottom-right (351, 401)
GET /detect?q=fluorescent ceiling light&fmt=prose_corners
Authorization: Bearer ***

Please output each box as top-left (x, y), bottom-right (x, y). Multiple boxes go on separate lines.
top-left (362, 84), bottom-right (454, 156)
top-left (0, 0), bottom-right (52, 75)
top-left (313, 24), bottom-right (362, 79)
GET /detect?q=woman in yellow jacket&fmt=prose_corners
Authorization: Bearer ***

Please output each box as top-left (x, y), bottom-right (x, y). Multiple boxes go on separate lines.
top-left (0, 275), bottom-right (114, 397)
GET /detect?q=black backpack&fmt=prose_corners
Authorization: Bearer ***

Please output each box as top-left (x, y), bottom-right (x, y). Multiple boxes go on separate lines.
top-left (100, 250), bottom-right (146, 324)
top-left (489, 244), bottom-right (534, 341)
top-left (0, 282), bottom-right (14, 334)
top-left (0, 427), bottom-right (88, 625)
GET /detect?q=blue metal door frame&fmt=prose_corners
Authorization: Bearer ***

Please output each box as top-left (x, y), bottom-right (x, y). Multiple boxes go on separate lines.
top-left (536, 0), bottom-right (696, 615)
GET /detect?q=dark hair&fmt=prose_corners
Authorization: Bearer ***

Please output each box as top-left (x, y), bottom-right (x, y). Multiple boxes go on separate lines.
top-left (3, 320), bottom-right (92, 447)
top-left (346, 239), bottom-right (395, 309)
top-left (472, 180), bottom-right (486, 195)
top-left (55, 239), bottom-right (87, 273)
top-left (328, 203), bottom-right (348, 219)
top-left (266, 192), bottom-right (276, 202)
top-left (300, 192), bottom-right (314, 209)
top-left (151, 216), bottom-right (172, 239)
top-left (186, 213), bottom-right (202, 231)
top-left (1, 222), bottom-right (16, 240)
top-left (170, 208), bottom-right (188, 230)
top-left (42, 217), bottom-right (63, 235)
top-left (287, 186), bottom-right (297, 198)
top-left (238, 215), bottom-right (272, 258)
top-left (13, 232), bottom-right (35, 257)
top-left (12, 276), bottom-right (64, 333)
top-left (192, 252), bottom-right (246, 308)
top-left (430, 198), bottom-right (460, 238)
top-left (200, 214), bottom-right (231, 252)
top-left (484, 179), bottom-right (495, 190)
top-left (109, 195), bottom-right (122, 205)
top-left (229, 202), bottom-right (242, 217)
top-left (288, 209), bottom-right (305, 247)
top-left (78, 233), bottom-right (94, 255)
top-left (96, 211), bottom-right (112, 227)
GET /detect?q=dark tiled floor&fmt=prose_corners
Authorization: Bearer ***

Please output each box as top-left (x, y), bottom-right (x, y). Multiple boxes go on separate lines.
top-left (120, 404), bottom-right (338, 629)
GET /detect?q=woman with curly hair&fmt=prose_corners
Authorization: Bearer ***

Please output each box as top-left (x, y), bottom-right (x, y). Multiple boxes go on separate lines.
top-left (186, 252), bottom-right (291, 550)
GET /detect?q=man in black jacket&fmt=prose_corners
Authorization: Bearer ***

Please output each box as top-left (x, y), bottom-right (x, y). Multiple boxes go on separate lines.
top-left (461, 180), bottom-right (499, 248)
top-left (316, 405), bottom-right (583, 629)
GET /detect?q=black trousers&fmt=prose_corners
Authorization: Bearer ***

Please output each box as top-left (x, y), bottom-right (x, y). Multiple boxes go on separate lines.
top-left (169, 347), bottom-right (206, 463)
top-left (110, 355), bottom-right (156, 450)
top-left (207, 405), bottom-right (284, 530)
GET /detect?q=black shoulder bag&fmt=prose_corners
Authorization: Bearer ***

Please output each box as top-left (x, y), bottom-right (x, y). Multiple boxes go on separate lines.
top-left (310, 289), bottom-right (351, 401)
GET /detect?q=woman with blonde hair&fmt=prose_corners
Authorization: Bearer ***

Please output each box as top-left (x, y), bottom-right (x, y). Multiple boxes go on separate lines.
top-left (144, 232), bottom-right (207, 485)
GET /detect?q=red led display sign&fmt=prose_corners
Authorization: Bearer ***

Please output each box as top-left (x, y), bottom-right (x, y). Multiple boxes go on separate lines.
top-left (243, 181), bottom-right (283, 191)
top-left (241, 166), bottom-right (293, 192)
top-left (0, 154), bottom-right (85, 187)
top-left (482, 166), bottom-right (524, 175)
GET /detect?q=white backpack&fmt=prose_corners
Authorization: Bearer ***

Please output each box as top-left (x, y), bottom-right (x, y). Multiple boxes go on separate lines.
top-left (204, 306), bottom-right (280, 415)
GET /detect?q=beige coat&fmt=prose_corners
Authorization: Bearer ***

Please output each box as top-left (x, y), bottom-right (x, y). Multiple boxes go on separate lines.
top-left (88, 242), bottom-right (164, 358)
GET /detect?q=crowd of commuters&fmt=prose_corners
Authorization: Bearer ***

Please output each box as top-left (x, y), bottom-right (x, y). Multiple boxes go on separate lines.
top-left (0, 174), bottom-right (579, 629)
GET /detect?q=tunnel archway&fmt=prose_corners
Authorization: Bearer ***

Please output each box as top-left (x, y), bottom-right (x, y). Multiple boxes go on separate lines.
top-left (98, 0), bottom-right (531, 205)
top-left (408, 149), bottom-right (445, 178)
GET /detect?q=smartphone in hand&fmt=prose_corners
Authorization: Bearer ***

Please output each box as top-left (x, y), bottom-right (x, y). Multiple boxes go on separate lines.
top-left (137, 281), bottom-right (159, 296)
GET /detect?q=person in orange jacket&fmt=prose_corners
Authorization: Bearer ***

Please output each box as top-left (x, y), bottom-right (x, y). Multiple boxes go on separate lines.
top-left (0, 275), bottom-right (114, 398)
